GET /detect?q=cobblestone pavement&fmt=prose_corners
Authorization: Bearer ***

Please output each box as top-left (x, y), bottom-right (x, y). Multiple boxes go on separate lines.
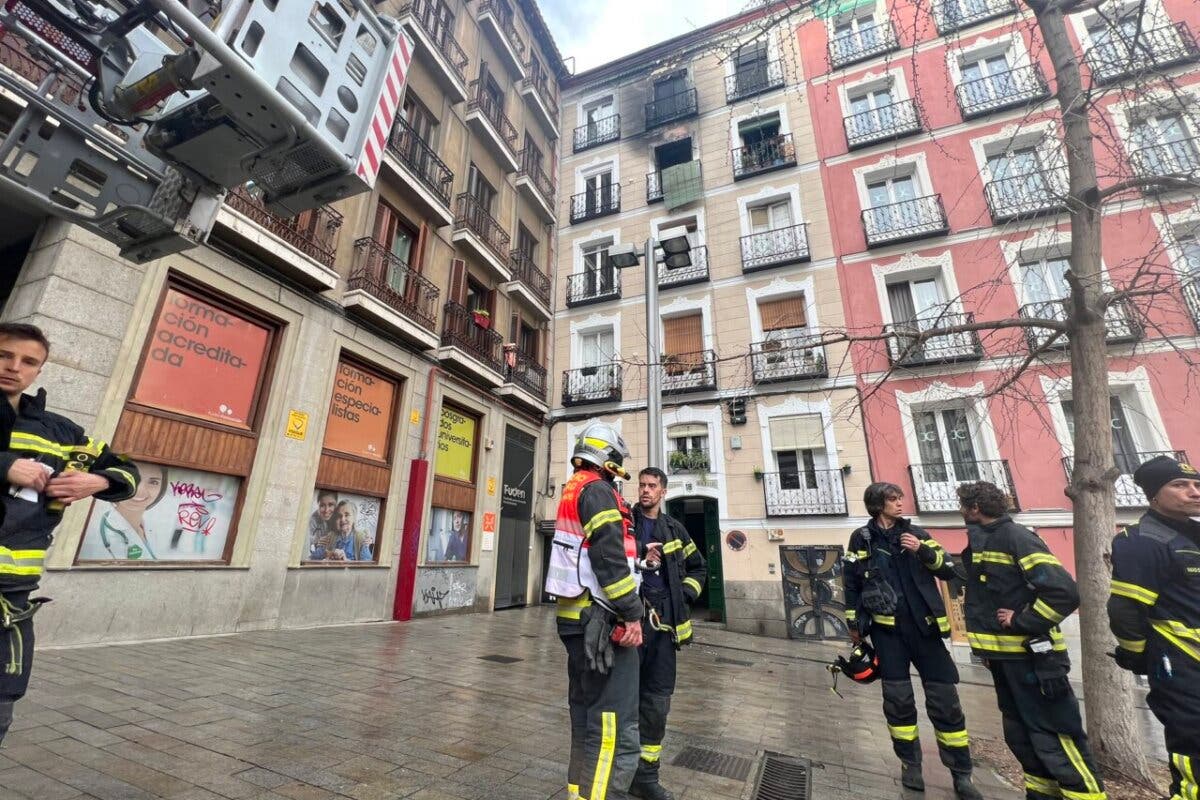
top-left (0, 607), bottom-right (1158, 799)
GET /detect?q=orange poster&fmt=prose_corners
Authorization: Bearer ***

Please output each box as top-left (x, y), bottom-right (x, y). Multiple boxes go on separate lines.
top-left (323, 361), bottom-right (396, 461)
top-left (132, 288), bottom-right (271, 427)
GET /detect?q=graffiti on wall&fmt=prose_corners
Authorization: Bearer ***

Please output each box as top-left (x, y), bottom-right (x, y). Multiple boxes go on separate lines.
top-left (414, 567), bottom-right (477, 612)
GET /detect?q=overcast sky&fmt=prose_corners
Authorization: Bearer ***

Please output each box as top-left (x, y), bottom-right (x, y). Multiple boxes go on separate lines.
top-left (539, 0), bottom-right (745, 73)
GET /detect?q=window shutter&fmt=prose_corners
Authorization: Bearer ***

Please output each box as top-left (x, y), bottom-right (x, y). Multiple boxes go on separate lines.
top-left (509, 311), bottom-right (519, 343)
top-left (758, 295), bottom-right (807, 331)
top-left (663, 313), bottom-right (702, 356)
top-left (668, 423), bottom-right (708, 439)
top-left (769, 414), bottom-right (826, 451)
top-left (448, 259), bottom-right (467, 306)
top-left (413, 221), bottom-right (429, 273)
top-left (372, 201), bottom-right (394, 242)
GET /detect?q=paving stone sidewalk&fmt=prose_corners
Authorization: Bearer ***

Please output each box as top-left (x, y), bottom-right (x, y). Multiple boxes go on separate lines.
top-left (0, 607), bottom-right (1150, 799)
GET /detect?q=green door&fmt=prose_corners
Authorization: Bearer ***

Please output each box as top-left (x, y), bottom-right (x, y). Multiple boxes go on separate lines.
top-left (666, 497), bottom-right (724, 623)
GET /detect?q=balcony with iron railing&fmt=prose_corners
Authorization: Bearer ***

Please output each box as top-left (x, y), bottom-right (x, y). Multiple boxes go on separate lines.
top-left (562, 364), bottom-right (623, 406)
top-left (662, 350), bottom-right (718, 394)
top-left (452, 193), bottom-right (512, 280)
top-left (933, 0), bottom-right (1016, 35)
top-left (646, 161), bottom-right (703, 204)
top-left (909, 460), bottom-right (1019, 513)
top-left (829, 21), bottom-right (899, 69)
top-left (726, 60), bottom-right (785, 103)
top-left (386, 117), bottom-right (454, 221)
top-left (516, 148), bottom-right (555, 221)
top-left (732, 133), bottom-right (797, 180)
top-left (1085, 22), bottom-right (1200, 84)
top-left (668, 448), bottom-right (711, 474)
top-left (645, 87), bottom-right (698, 130)
top-left (569, 184), bottom-right (621, 224)
top-left (740, 223), bottom-right (811, 273)
top-left (573, 114), bottom-right (620, 152)
top-left (1183, 274), bottom-right (1200, 332)
top-left (751, 335), bottom-right (828, 383)
top-left (764, 470), bottom-right (848, 516)
top-left (476, 0), bottom-right (526, 78)
top-left (223, 184), bottom-right (343, 271)
top-left (862, 195), bottom-right (949, 248)
top-left (521, 60), bottom-right (559, 133)
top-left (565, 270), bottom-right (621, 308)
top-left (983, 166), bottom-right (1069, 223)
top-left (345, 237), bottom-right (440, 347)
top-left (398, 0), bottom-right (469, 101)
top-left (466, 80), bottom-right (519, 171)
top-left (1064, 450), bottom-right (1189, 508)
top-left (1130, 135), bottom-right (1200, 186)
top-left (503, 349), bottom-right (548, 401)
top-left (956, 64), bottom-right (1051, 119)
top-left (508, 249), bottom-right (552, 312)
top-left (440, 301), bottom-right (505, 378)
top-left (884, 312), bottom-right (982, 366)
top-left (844, 99), bottom-right (923, 150)
top-left (658, 245), bottom-right (709, 289)
top-left (1018, 298), bottom-right (1142, 350)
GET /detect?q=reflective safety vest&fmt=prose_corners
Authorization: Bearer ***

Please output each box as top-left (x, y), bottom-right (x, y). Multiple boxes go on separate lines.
top-left (544, 470), bottom-right (639, 608)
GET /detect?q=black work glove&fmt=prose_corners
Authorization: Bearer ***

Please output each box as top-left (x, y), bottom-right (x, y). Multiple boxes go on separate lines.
top-left (1028, 639), bottom-right (1071, 699)
top-left (582, 606), bottom-right (615, 675)
top-left (860, 572), bottom-right (898, 617)
top-left (1108, 648), bottom-right (1149, 676)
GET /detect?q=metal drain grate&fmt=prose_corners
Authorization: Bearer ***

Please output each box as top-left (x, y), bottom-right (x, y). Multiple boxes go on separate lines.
top-left (672, 746), bottom-right (755, 782)
top-left (477, 654), bottom-right (523, 664)
top-left (750, 751), bottom-right (811, 800)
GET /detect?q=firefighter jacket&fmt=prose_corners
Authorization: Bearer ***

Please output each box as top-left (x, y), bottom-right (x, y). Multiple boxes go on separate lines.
top-left (631, 506), bottom-right (706, 646)
top-left (962, 517), bottom-right (1077, 663)
top-left (843, 517), bottom-right (958, 637)
top-left (1108, 511), bottom-right (1200, 667)
top-left (547, 469), bottom-right (643, 626)
top-left (0, 389), bottom-right (139, 592)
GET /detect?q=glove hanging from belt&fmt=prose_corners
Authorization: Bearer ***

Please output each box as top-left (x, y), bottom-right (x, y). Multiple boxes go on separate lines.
top-left (0, 594), bottom-right (49, 677)
top-left (582, 604), bottom-right (617, 675)
top-left (860, 568), bottom-right (899, 617)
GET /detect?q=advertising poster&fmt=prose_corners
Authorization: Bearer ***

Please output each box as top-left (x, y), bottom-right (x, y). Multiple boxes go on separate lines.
top-left (426, 507), bottom-right (472, 563)
top-left (323, 360), bottom-right (396, 461)
top-left (434, 406), bottom-right (476, 482)
top-left (77, 461), bottom-right (240, 563)
top-left (304, 489), bottom-right (381, 563)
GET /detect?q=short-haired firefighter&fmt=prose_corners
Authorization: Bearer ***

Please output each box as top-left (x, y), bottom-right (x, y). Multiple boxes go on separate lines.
top-left (547, 422), bottom-right (645, 800)
top-left (843, 482), bottom-right (983, 799)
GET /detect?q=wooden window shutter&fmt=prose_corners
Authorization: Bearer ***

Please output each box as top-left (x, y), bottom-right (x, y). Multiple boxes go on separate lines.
top-left (372, 201), bottom-right (394, 242)
top-left (413, 221), bottom-right (429, 272)
top-left (759, 295), bottom-right (807, 331)
top-left (448, 259), bottom-right (467, 306)
top-left (509, 311), bottom-right (519, 342)
top-left (769, 414), bottom-right (826, 451)
top-left (663, 313), bottom-right (702, 355)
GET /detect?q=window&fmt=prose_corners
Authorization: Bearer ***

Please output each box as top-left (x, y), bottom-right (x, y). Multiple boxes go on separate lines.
top-left (849, 84), bottom-right (895, 126)
top-left (584, 96), bottom-right (615, 130)
top-left (1019, 254), bottom-right (1070, 317)
top-left (734, 40), bottom-right (770, 90)
top-left (750, 198), bottom-right (793, 233)
top-left (581, 241), bottom-right (616, 296)
top-left (1131, 112), bottom-right (1200, 174)
top-left (887, 276), bottom-right (946, 325)
top-left (481, 69), bottom-right (504, 113)
top-left (835, 13), bottom-right (882, 47)
top-left (654, 70), bottom-right (688, 101)
top-left (517, 318), bottom-right (539, 358)
top-left (427, 1), bottom-right (455, 48)
top-left (522, 134), bottom-right (544, 172)
top-left (403, 93), bottom-right (437, 145)
top-left (372, 201), bottom-right (419, 294)
top-left (759, 295), bottom-right (808, 337)
top-left (941, 0), bottom-right (999, 27)
top-left (960, 51), bottom-right (1016, 104)
top-left (654, 137), bottom-right (692, 172)
top-left (583, 169), bottom-right (615, 215)
top-left (516, 223), bottom-right (538, 260)
top-left (662, 313), bottom-right (703, 375)
top-left (467, 163), bottom-right (496, 212)
top-left (1177, 230), bottom-right (1200, 275)
top-left (465, 277), bottom-right (490, 315)
top-left (866, 172), bottom-right (923, 234)
top-left (739, 112), bottom-right (782, 150)
top-left (580, 327), bottom-right (615, 370)
top-left (667, 423), bottom-right (709, 472)
top-left (914, 408), bottom-right (980, 482)
top-left (1061, 396), bottom-right (1142, 473)
top-left (986, 145), bottom-right (1056, 205)
top-left (769, 414), bottom-right (828, 489)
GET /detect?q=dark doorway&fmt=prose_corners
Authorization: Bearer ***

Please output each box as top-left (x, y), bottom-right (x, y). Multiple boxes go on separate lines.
top-left (0, 203), bottom-right (43, 313)
top-left (665, 496), bottom-right (724, 622)
top-left (494, 426), bottom-right (536, 609)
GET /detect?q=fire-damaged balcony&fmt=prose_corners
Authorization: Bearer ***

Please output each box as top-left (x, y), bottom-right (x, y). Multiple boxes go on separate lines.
top-left (497, 350), bottom-right (548, 412)
top-left (436, 301), bottom-right (505, 387)
top-left (909, 460), bottom-right (1020, 513)
top-left (751, 336), bottom-right (828, 384)
top-left (884, 312), bottom-right (982, 367)
top-left (661, 350), bottom-right (717, 395)
top-left (217, 184), bottom-right (342, 290)
top-left (383, 117), bottom-right (455, 227)
top-left (1018, 299), bottom-right (1142, 350)
top-left (646, 161), bottom-right (703, 204)
top-left (645, 88), bottom-right (698, 130)
top-left (726, 60), bottom-right (785, 103)
top-left (862, 195), bottom-right (949, 248)
top-left (505, 250), bottom-right (552, 319)
top-left (932, 0), bottom-right (1016, 35)
top-left (1086, 22), bottom-right (1200, 85)
top-left (829, 20), bottom-right (899, 69)
top-left (344, 237), bottom-right (440, 350)
top-left (956, 64), bottom-right (1050, 120)
top-left (740, 223), bottom-right (810, 273)
top-left (465, 80), bottom-right (520, 173)
top-left (1064, 450), bottom-right (1189, 508)
top-left (397, 0), bottom-right (469, 103)
top-left (476, 0), bottom-right (526, 79)
top-left (983, 166), bottom-right (1069, 223)
top-left (844, 99), bottom-right (923, 150)
top-left (451, 193), bottom-right (512, 282)
top-left (562, 364), bottom-right (623, 406)
top-left (657, 245), bottom-right (709, 289)
top-left (764, 470), bottom-right (848, 516)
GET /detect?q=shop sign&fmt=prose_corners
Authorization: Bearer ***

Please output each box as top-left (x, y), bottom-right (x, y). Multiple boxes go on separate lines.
top-left (323, 361), bottom-right (396, 461)
top-left (434, 407), bottom-right (476, 482)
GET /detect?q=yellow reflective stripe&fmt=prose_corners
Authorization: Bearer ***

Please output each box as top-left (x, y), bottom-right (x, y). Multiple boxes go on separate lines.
top-left (887, 724), bottom-right (919, 742)
top-left (1060, 790), bottom-right (1106, 800)
top-left (567, 784), bottom-right (580, 800)
top-left (583, 509), bottom-right (623, 537)
top-left (1025, 773), bottom-right (1061, 796)
top-left (973, 551), bottom-right (1015, 565)
top-left (674, 620), bottom-right (693, 641)
top-left (845, 609), bottom-right (858, 621)
top-left (80, 436), bottom-right (107, 456)
top-left (591, 711), bottom-right (616, 800)
top-left (873, 615), bottom-right (895, 626)
top-left (556, 595), bottom-right (592, 620)
top-left (928, 549), bottom-right (944, 570)
top-left (935, 729), bottom-right (969, 748)
top-left (1059, 735), bottom-right (1101, 795)
top-left (1111, 580), bottom-right (1159, 606)
top-left (1020, 552), bottom-right (1063, 571)
top-left (1034, 598), bottom-right (1066, 624)
top-left (936, 616), bottom-right (951, 634)
top-left (1173, 754), bottom-right (1197, 800)
top-left (682, 577), bottom-right (702, 596)
top-left (603, 575), bottom-right (636, 600)
top-left (9, 432), bottom-right (66, 458)
top-left (640, 744), bottom-right (662, 763)
top-left (0, 547), bottom-right (46, 576)
top-left (662, 539), bottom-right (682, 554)
top-left (683, 541), bottom-right (697, 557)
top-left (1152, 620), bottom-right (1200, 663)
top-left (1117, 638), bottom-right (1146, 654)
top-left (968, 629), bottom-right (1066, 654)
top-left (105, 468), bottom-right (137, 490)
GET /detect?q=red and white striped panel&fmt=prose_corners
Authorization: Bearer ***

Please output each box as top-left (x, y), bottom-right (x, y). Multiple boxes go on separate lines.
top-left (356, 31), bottom-right (413, 187)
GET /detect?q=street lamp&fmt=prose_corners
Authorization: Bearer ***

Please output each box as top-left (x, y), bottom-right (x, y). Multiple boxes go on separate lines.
top-left (608, 226), bottom-right (692, 471)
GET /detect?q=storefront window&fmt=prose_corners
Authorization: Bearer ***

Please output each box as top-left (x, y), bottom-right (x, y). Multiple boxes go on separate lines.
top-left (434, 406), bottom-right (477, 483)
top-left (425, 507), bottom-right (472, 563)
top-left (304, 490), bottom-right (381, 562)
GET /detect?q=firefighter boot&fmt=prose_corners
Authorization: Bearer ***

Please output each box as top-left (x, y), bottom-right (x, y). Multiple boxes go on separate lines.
top-left (628, 779), bottom-right (675, 800)
top-left (952, 771), bottom-right (983, 800)
top-left (901, 761), bottom-right (925, 791)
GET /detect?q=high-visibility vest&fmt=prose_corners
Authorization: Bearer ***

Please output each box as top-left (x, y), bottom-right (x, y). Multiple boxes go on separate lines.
top-left (544, 470), bottom-right (639, 606)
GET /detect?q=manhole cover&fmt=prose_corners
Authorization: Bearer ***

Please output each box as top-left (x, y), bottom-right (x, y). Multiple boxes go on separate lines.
top-left (477, 654), bottom-right (522, 664)
top-left (750, 751), bottom-right (811, 800)
top-left (672, 746), bottom-right (755, 782)
top-left (715, 656), bottom-right (754, 666)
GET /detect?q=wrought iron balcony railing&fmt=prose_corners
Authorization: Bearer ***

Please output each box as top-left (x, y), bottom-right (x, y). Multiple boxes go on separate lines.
top-left (505, 349), bottom-right (547, 399)
top-left (933, 0), bottom-right (1016, 35)
top-left (751, 336), bottom-right (828, 383)
top-left (732, 133), bottom-right (797, 180)
top-left (1017, 299), bottom-right (1142, 350)
top-left (387, 117), bottom-right (454, 207)
top-left (1086, 22), bottom-right (1200, 84)
top-left (509, 250), bottom-right (551, 307)
top-left (517, 149), bottom-right (555, 205)
top-left (400, 0), bottom-right (469, 84)
top-left (909, 460), bottom-right (1019, 513)
top-left (1129, 135), bottom-right (1200, 184)
top-left (454, 193), bottom-right (511, 262)
top-left (522, 59), bottom-right (558, 112)
top-left (441, 301), bottom-right (504, 374)
top-left (565, 271), bottom-right (621, 307)
top-left (844, 99), bottom-right (923, 149)
top-left (884, 311), bottom-right (982, 366)
top-left (956, 64), bottom-right (1050, 119)
top-left (569, 184), bottom-right (621, 224)
top-left (764, 470), bottom-right (848, 516)
top-left (740, 223), bottom-right (811, 273)
top-left (646, 162), bottom-right (703, 204)
top-left (983, 165), bottom-right (1069, 223)
top-left (726, 60), bottom-right (785, 103)
top-left (1183, 274), bottom-right (1200, 333)
top-left (225, 184), bottom-right (343, 268)
top-left (348, 237), bottom-right (440, 331)
top-left (477, 0), bottom-right (526, 62)
top-left (562, 364), bottom-right (623, 406)
top-left (668, 448), bottom-right (711, 474)
top-left (829, 21), bottom-right (899, 68)
top-left (661, 350), bottom-right (717, 394)
top-left (658, 245), bottom-right (709, 289)
top-left (573, 114), bottom-right (620, 152)
top-left (862, 194), bottom-right (949, 247)
top-left (645, 87), bottom-right (698, 129)
top-left (1063, 450), bottom-right (1189, 508)
top-left (467, 79), bottom-right (519, 155)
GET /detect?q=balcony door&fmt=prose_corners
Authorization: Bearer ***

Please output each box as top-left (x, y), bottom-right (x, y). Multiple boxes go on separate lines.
top-left (1020, 255), bottom-right (1070, 317)
top-left (738, 113), bottom-right (784, 170)
top-left (750, 198), bottom-right (793, 234)
top-left (1179, 232), bottom-right (1200, 276)
top-left (960, 52), bottom-right (1015, 105)
top-left (849, 85), bottom-right (895, 133)
top-left (662, 312), bottom-right (703, 377)
top-left (1062, 395), bottom-right (1142, 475)
top-left (987, 147), bottom-right (1050, 206)
top-left (584, 170), bottom-right (614, 216)
top-left (427, 1), bottom-right (455, 49)
top-left (1131, 113), bottom-right (1199, 175)
top-left (834, 13), bottom-right (882, 49)
top-left (373, 202), bottom-right (420, 296)
top-left (584, 96), bottom-right (614, 139)
top-left (913, 408), bottom-right (981, 493)
top-left (867, 173), bottom-right (918, 233)
top-left (581, 241), bottom-right (615, 297)
top-left (770, 414), bottom-right (830, 500)
top-left (578, 328), bottom-right (616, 392)
top-left (759, 294), bottom-right (811, 370)
top-left (734, 40), bottom-right (769, 94)
top-left (654, 70), bottom-right (688, 108)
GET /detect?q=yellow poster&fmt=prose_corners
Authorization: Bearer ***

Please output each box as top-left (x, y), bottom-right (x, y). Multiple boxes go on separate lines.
top-left (434, 407), bottom-right (477, 482)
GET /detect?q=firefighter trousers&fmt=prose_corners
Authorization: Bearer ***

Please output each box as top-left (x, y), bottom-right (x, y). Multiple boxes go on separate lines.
top-left (1146, 641), bottom-right (1200, 800)
top-left (634, 592), bottom-right (677, 788)
top-left (988, 659), bottom-right (1106, 800)
top-left (872, 620), bottom-right (972, 773)
top-left (561, 630), bottom-right (640, 800)
top-left (0, 590), bottom-right (35, 746)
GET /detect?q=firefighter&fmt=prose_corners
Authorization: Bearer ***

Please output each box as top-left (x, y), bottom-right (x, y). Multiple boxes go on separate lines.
top-left (0, 323), bottom-right (139, 745)
top-left (1108, 455), bottom-right (1200, 800)
top-left (628, 467), bottom-right (706, 800)
top-left (958, 481), bottom-right (1106, 800)
top-left (843, 482), bottom-right (983, 798)
top-left (546, 421), bottom-right (645, 800)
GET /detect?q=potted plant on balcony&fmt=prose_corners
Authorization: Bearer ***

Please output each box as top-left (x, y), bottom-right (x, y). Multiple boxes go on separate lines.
top-left (753, 466), bottom-right (764, 482)
top-left (471, 308), bottom-right (491, 328)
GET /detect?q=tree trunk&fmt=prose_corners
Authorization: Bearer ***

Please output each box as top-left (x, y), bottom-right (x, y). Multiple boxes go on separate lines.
top-left (1035, 6), bottom-right (1152, 783)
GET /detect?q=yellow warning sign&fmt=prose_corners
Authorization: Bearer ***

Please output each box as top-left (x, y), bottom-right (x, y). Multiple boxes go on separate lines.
top-left (285, 410), bottom-right (309, 441)
top-left (487, 477), bottom-right (497, 496)
top-left (410, 409), bottom-right (421, 425)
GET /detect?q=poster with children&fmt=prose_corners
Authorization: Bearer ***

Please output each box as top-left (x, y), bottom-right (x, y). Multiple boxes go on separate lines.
top-left (304, 490), bottom-right (381, 563)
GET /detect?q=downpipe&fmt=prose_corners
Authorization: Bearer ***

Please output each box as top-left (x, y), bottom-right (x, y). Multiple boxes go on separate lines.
top-left (393, 366), bottom-right (442, 621)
